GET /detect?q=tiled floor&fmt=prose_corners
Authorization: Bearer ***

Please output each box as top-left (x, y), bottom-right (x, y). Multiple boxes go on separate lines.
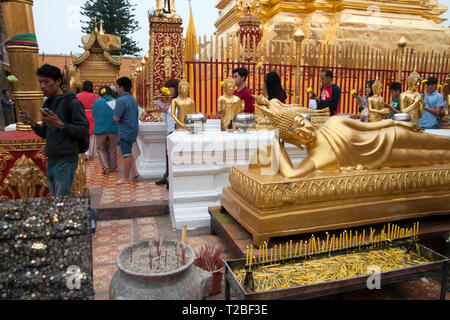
top-left (87, 154), bottom-right (449, 301)
top-left (86, 154), bottom-right (169, 206)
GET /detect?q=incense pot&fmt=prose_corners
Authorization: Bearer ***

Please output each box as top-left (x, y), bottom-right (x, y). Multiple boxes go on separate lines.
top-left (109, 240), bottom-right (213, 300)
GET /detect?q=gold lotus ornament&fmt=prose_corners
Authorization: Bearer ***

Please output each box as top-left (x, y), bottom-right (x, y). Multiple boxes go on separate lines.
top-left (256, 62), bottom-right (263, 68)
top-left (351, 89), bottom-right (357, 96)
top-left (220, 81), bottom-right (225, 87)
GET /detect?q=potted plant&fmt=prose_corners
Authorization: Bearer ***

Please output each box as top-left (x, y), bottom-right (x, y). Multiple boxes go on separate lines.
top-left (194, 242), bottom-right (224, 296)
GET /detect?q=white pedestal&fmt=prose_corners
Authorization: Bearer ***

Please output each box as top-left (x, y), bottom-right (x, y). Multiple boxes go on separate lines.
top-left (136, 122), bottom-right (167, 180)
top-left (5, 124), bottom-right (16, 132)
top-left (425, 129), bottom-right (450, 137)
top-left (167, 130), bottom-right (306, 230)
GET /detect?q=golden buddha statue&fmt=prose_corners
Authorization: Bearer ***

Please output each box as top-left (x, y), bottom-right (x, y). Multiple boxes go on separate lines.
top-left (253, 95), bottom-right (330, 129)
top-left (217, 78), bottom-right (244, 131)
top-left (161, 37), bottom-right (175, 80)
top-left (367, 79), bottom-right (390, 122)
top-left (255, 104), bottom-right (450, 179)
top-left (68, 63), bottom-right (78, 93)
top-left (171, 79), bottom-right (196, 130)
top-left (400, 71), bottom-right (424, 125)
top-left (443, 73), bottom-right (450, 124)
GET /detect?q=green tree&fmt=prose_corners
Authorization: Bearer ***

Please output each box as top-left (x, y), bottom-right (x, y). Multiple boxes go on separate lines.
top-left (80, 0), bottom-right (142, 55)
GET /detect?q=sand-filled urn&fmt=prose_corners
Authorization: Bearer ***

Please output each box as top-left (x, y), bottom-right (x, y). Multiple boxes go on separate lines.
top-left (109, 240), bottom-right (213, 300)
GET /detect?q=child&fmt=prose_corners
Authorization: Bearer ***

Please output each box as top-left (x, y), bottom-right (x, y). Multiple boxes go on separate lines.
top-left (386, 82), bottom-right (402, 119)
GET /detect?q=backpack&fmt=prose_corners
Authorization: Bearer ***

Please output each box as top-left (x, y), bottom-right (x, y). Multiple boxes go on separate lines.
top-left (63, 96), bottom-right (90, 154)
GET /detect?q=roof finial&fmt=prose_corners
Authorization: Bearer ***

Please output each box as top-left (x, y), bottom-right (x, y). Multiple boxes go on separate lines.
top-left (94, 17), bottom-right (98, 34)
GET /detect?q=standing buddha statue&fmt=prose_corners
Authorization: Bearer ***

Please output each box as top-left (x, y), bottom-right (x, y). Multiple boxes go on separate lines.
top-left (367, 79), bottom-right (390, 122)
top-left (217, 77), bottom-right (245, 131)
top-left (171, 78), bottom-right (196, 130)
top-left (443, 73), bottom-right (450, 125)
top-left (400, 71), bottom-right (424, 125)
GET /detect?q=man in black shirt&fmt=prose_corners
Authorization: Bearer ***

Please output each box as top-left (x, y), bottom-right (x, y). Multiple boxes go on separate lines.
top-left (19, 64), bottom-right (89, 196)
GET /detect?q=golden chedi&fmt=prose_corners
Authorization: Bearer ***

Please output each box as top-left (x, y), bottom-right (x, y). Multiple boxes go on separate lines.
top-left (215, 0), bottom-right (450, 53)
top-left (253, 95), bottom-right (330, 130)
top-left (221, 103), bottom-right (450, 245)
top-left (400, 71), bottom-right (424, 125)
top-left (171, 79), bottom-right (196, 130)
top-left (367, 79), bottom-right (390, 122)
top-left (217, 78), bottom-right (245, 131)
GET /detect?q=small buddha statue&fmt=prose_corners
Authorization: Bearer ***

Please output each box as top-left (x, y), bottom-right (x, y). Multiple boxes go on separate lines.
top-left (171, 79), bottom-right (196, 130)
top-left (400, 71), bottom-right (424, 125)
top-left (367, 79), bottom-right (390, 122)
top-left (217, 77), bottom-right (245, 131)
top-left (443, 73), bottom-right (450, 124)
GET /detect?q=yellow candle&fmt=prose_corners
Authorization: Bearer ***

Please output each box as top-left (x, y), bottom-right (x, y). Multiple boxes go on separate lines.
top-left (299, 240), bottom-right (303, 256)
top-left (280, 244), bottom-right (282, 260)
top-left (285, 242), bottom-right (289, 259)
top-left (316, 237), bottom-right (320, 253)
top-left (182, 225), bottom-right (187, 243)
top-left (355, 231), bottom-right (358, 247)
top-left (326, 233), bottom-right (330, 251)
top-left (274, 245), bottom-right (277, 261)
top-left (294, 242), bottom-right (298, 257)
top-left (270, 248), bottom-right (273, 263)
top-left (290, 240), bottom-right (293, 258)
top-left (249, 247), bottom-right (253, 271)
top-left (246, 246), bottom-right (249, 266)
top-left (349, 230), bottom-right (352, 247)
top-left (265, 243), bottom-right (269, 262)
top-left (387, 223), bottom-right (390, 240)
top-left (258, 246), bottom-right (261, 263)
top-left (308, 240), bottom-right (311, 255)
top-left (413, 223), bottom-right (416, 239)
top-left (339, 234), bottom-right (342, 250)
top-left (362, 229), bottom-right (365, 246)
top-left (417, 222), bottom-right (419, 239)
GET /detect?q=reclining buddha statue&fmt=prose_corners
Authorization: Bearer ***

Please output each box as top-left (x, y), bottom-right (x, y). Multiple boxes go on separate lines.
top-left (253, 95), bottom-right (330, 130)
top-left (221, 101), bottom-right (450, 245)
top-left (255, 103), bottom-right (450, 179)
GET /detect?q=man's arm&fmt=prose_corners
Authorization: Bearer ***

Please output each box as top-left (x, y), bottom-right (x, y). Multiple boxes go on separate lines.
top-left (61, 99), bottom-right (90, 139)
top-left (114, 99), bottom-right (125, 123)
top-left (331, 85), bottom-right (341, 114)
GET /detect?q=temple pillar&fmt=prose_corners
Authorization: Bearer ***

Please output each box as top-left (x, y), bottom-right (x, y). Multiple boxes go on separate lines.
top-left (0, 0), bottom-right (44, 131)
top-left (142, 15), bottom-right (183, 118)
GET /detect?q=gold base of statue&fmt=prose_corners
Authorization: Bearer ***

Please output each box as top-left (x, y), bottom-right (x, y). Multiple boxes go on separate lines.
top-left (221, 165), bottom-right (450, 246)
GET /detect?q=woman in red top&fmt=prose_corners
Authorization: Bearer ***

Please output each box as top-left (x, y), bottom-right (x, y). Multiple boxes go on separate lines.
top-left (76, 81), bottom-right (97, 158)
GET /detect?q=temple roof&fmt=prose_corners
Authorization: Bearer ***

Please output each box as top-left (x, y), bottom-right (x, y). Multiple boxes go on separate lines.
top-left (72, 18), bottom-right (122, 67)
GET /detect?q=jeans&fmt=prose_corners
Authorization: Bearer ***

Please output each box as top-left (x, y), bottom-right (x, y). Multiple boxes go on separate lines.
top-left (46, 160), bottom-right (79, 197)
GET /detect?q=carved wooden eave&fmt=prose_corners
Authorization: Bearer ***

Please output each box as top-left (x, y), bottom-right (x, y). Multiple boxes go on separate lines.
top-left (104, 51), bottom-right (122, 66)
top-left (72, 18), bottom-right (121, 67)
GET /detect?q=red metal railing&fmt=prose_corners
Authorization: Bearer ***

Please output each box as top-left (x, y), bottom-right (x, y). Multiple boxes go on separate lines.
top-left (137, 59), bottom-right (448, 117)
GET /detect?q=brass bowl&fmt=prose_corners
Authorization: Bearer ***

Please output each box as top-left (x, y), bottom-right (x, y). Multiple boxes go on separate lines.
top-left (392, 113), bottom-right (412, 122)
top-left (233, 113), bottom-right (256, 133)
top-left (184, 113), bottom-right (206, 134)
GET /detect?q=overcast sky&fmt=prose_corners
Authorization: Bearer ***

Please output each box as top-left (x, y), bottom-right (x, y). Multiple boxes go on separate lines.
top-left (33, 0), bottom-right (450, 56)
